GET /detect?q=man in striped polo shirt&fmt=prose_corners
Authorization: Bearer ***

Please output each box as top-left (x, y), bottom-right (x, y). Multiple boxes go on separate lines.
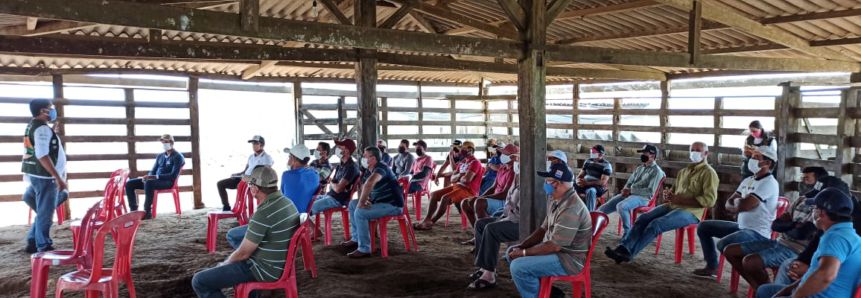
top-left (192, 166), bottom-right (300, 298)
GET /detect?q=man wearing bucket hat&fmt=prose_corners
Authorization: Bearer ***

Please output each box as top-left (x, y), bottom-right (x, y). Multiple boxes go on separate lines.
top-left (125, 134), bottom-right (185, 220)
top-left (215, 135), bottom-right (274, 212)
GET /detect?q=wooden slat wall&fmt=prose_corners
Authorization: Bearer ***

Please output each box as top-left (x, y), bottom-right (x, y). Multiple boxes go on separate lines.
top-left (0, 78), bottom-right (200, 206)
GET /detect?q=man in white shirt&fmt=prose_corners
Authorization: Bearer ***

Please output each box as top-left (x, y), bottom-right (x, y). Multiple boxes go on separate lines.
top-left (215, 135), bottom-right (274, 211)
top-left (692, 147), bottom-right (779, 278)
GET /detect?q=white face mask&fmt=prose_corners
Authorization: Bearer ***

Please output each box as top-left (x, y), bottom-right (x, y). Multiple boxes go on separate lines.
top-left (361, 157), bottom-right (369, 169)
top-left (590, 152), bottom-right (599, 159)
top-left (499, 154), bottom-right (511, 164)
top-left (313, 150), bottom-right (321, 160)
top-left (747, 158), bottom-right (762, 173)
top-left (334, 148), bottom-right (342, 158)
top-left (690, 151), bottom-right (704, 163)
top-left (162, 143), bottom-right (171, 151)
top-left (513, 161), bottom-right (521, 174)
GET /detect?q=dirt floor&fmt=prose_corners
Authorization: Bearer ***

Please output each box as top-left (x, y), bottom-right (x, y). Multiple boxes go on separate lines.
top-left (0, 204), bottom-right (758, 298)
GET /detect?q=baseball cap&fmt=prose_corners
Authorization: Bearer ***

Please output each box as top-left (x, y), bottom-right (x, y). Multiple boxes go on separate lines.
top-left (805, 187), bottom-right (854, 218)
top-left (377, 140), bottom-right (387, 148)
top-left (334, 138), bottom-right (357, 154)
top-left (753, 146), bottom-right (777, 162)
top-left (249, 166), bottom-right (279, 188)
top-left (454, 141), bottom-right (475, 150)
top-left (159, 134), bottom-right (174, 142)
top-left (283, 144), bottom-right (312, 161)
top-left (491, 141), bottom-right (506, 148)
top-left (592, 145), bottom-right (605, 154)
top-left (547, 150), bottom-right (568, 163)
top-left (452, 140), bottom-right (463, 147)
top-left (412, 140), bottom-right (428, 148)
top-left (537, 162), bottom-right (574, 182)
top-left (248, 135), bottom-right (265, 145)
top-left (637, 144), bottom-right (658, 155)
top-left (805, 176), bottom-right (851, 199)
top-left (499, 144), bottom-right (520, 155)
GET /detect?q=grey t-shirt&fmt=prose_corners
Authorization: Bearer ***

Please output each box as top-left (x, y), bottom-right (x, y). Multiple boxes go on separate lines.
top-left (392, 152), bottom-right (416, 177)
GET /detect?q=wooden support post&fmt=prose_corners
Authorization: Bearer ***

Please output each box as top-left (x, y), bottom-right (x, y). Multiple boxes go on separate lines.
top-left (355, 0), bottom-right (378, 152)
top-left (147, 29), bottom-right (162, 43)
top-left (688, 0), bottom-right (702, 64)
top-left (835, 88), bottom-right (858, 182)
top-left (659, 80), bottom-right (671, 159)
top-left (417, 82), bottom-right (424, 136)
top-left (612, 97), bottom-right (621, 195)
top-left (479, 80), bottom-right (489, 142)
top-left (572, 84), bottom-right (580, 141)
top-left (518, 0), bottom-right (548, 238)
top-left (777, 82), bottom-right (801, 196)
top-left (507, 98), bottom-right (514, 136)
top-left (188, 77), bottom-right (204, 209)
top-left (124, 89), bottom-right (138, 176)
top-left (294, 82), bottom-right (304, 143)
top-left (337, 96), bottom-right (346, 137)
top-left (712, 97), bottom-right (723, 165)
top-left (240, 0), bottom-right (259, 32)
top-left (450, 97), bottom-right (457, 138)
top-left (380, 97), bottom-right (388, 142)
top-left (52, 75), bottom-right (71, 216)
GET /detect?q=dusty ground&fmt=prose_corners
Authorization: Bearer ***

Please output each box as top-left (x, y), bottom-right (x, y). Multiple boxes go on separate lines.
top-left (0, 204), bottom-right (757, 298)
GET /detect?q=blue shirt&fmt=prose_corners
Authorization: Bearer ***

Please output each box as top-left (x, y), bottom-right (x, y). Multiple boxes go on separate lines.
top-left (381, 153), bottom-right (392, 165)
top-left (362, 163), bottom-right (404, 208)
top-left (484, 155), bottom-right (501, 181)
top-left (280, 167), bottom-right (320, 214)
top-left (149, 151), bottom-right (184, 182)
top-left (798, 222), bottom-right (861, 298)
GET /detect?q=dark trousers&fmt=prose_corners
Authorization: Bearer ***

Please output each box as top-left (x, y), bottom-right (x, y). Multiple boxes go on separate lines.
top-left (125, 178), bottom-right (174, 214)
top-left (474, 217), bottom-right (519, 271)
top-left (216, 177), bottom-right (242, 207)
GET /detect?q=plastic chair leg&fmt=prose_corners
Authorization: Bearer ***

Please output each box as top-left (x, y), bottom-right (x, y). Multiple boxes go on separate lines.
top-left (717, 255), bottom-right (726, 283)
top-left (408, 221), bottom-right (419, 252)
top-left (730, 269), bottom-right (740, 292)
top-left (300, 236), bottom-right (317, 278)
top-left (152, 193), bottom-right (158, 219)
top-left (617, 217), bottom-right (622, 236)
top-left (397, 218), bottom-right (411, 251)
top-left (445, 205), bottom-right (450, 227)
top-left (173, 191), bottom-right (181, 216)
top-left (655, 234), bottom-right (663, 254)
top-left (688, 227), bottom-right (696, 254)
top-left (341, 210), bottom-right (351, 241)
top-left (413, 193), bottom-right (422, 221)
top-left (674, 228), bottom-right (684, 263)
top-left (56, 207), bottom-right (66, 225)
top-left (380, 221), bottom-right (390, 258)
top-left (206, 216), bottom-right (217, 254)
top-left (30, 262), bottom-right (49, 298)
top-left (460, 211), bottom-right (467, 230)
top-left (324, 212), bottom-right (334, 246)
top-left (313, 213), bottom-right (321, 242)
top-left (574, 279), bottom-right (585, 298)
top-left (370, 221), bottom-right (377, 253)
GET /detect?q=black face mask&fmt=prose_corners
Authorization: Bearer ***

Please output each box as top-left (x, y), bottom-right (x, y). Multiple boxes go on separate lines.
top-left (452, 147), bottom-right (460, 153)
top-left (416, 149), bottom-right (424, 156)
top-left (640, 155), bottom-right (650, 163)
top-left (398, 146), bottom-right (406, 154)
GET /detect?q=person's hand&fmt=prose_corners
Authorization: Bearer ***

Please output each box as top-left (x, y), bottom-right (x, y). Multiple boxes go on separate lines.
top-left (508, 248), bottom-right (523, 261)
top-left (576, 180), bottom-right (586, 187)
top-left (787, 260), bottom-right (809, 281)
top-left (358, 199), bottom-right (372, 209)
top-left (664, 189), bottom-right (675, 204)
top-left (621, 188), bottom-right (631, 198)
top-left (56, 179), bottom-right (68, 192)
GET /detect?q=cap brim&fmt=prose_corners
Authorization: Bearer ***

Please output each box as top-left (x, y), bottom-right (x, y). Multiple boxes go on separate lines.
top-left (805, 190), bottom-right (821, 200)
top-left (283, 148), bottom-right (291, 153)
top-left (804, 197), bottom-right (817, 205)
top-left (536, 171), bottom-right (552, 177)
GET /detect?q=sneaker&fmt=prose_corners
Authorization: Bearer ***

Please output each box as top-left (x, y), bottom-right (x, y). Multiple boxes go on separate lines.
top-left (615, 246), bottom-right (632, 263)
top-left (143, 213), bottom-right (153, 220)
top-left (22, 240), bottom-right (37, 254)
top-left (41, 245), bottom-right (55, 252)
top-left (222, 205), bottom-right (232, 212)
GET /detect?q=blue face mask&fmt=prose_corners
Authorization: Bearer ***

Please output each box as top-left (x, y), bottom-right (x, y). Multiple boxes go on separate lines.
top-left (543, 182), bottom-right (555, 195)
top-left (48, 109), bottom-right (57, 121)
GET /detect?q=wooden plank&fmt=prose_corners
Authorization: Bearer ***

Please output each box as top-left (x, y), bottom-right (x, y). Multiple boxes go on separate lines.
top-left (417, 82), bottom-right (424, 135)
top-left (0, 152), bottom-right (192, 162)
top-left (319, 0), bottom-right (351, 25)
top-left (834, 88), bottom-right (857, 178)
top-left (778, 83), bottom-right (802, 195)
top-left (294, 82), bottom-right (304, 144)
top-left (0, 20), bottom-right (94, 36)
top-left (379, 3), bottom-right (413, 29)
top-left (124, 89), bottom-right (139, 176)
top-left (301, 118), bottom-right (357, 125)
top-left (545, 0), bottom-right (576, 27)
top-left (762, 8), bottom-right (861, 24)
top-left (554, 0), bottom-right (658, 22)
top-left (300, 109), bottom-right (335, 134)
top-left (789, 133), bottom-right (842, 146)
top-left (0, 185), bottom-right (195, 203)
top-left (660, 80), bottom-right (671, 160)
top-left (380, 97), bottom-right (388, 139)
top-left (795, 108), bottom-right (841, 118)
top-left (0, 97), bottom-right (189, 109)
top-left (241, 60), bottom-right (277, 80)
top-left (712, 97), bottom-right (722, 165)
top-left (52, 74), bottom-right (70, 216)
top-left (789, 157), bottom-right (836, 169)
top-left (188, 78), bottom-right (203, 209)
top-left (496, 0), bottom-right (526, 32)
top-left (239, 0), bottom-right (259, 32)
top-left (0, 0), bottom-right (523, 59)
top-left (688, 0), bottom-right (702, 65)
top-left (390, 0), bottom-right (519, 39)
top-left (0, 117), bottom-right (191, 125)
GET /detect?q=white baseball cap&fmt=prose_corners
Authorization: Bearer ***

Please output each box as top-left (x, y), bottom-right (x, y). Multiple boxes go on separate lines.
top-left (284, 144), bottom-right (312, 161)
top-left (378, 140), bottom-right (387, 147)
top-left (754, 146), bottom-right (777, 162)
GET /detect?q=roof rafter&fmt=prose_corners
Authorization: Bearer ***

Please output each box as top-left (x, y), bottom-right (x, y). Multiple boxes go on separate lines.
top-left (388, 0), bottom-right (518, 39)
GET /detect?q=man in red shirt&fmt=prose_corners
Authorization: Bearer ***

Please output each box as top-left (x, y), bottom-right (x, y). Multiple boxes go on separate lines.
top-left (461, 144), bottom-right (518, 230)
top-left (414, 141), bottom-right (482, 231)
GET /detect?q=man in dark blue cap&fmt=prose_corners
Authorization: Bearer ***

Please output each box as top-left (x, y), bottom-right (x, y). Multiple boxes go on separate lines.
top-left (756, 187), bottom-right (860, 298)
top-left (574, 144), bottom-right (613, 211)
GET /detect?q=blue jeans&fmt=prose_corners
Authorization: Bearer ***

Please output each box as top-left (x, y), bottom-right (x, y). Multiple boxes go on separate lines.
top-left (348, 200), bottom-right (402, 253)
top-left (227, 226), bottom-right (247, 249)
top-left (774, 258), bottom-right (796, 285)
top-left (191, 260), bottom-right (259, 298)
top-left (574, 185), bottom-right (605, 212)
top-left (309, 195), bottom-right (343, 215)
top-left (739, 240), bottom-right (798, 268)
top-left (619, 205), bottom-right (699, 258)
top-left (697, 221), bottom-right (767, 270)
top-left (125, 178), bottom-right (174, 213)
top-left (597, 194), bottom-right (649, 235)
top-left (24, 176), bottom-right (59, 251)
top-left (485, 198), bottom-right (506, 215)
top-left (504, 245), bottom-right (569, 298)
top-left (756, 283), bottom-right (791, 298)
top-left (479, 177), bottom-right (495, 195)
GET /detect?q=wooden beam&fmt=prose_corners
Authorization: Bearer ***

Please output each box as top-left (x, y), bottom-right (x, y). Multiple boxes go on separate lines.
top-left (0, 20), bottom-right (94, 36)
top-left (652, 0), bottom-right (855, 61)
top-left (545, 0), bottom-right (575, 27)
top-left (762, 8), bottom-right (861, 24)
top-left (320, 0), bottom-right (352, 25)
top-left (188, 77), bottom-right (204, 209)
top-left (355, 0), bottom-right (379, 152)
top-left (241, 60), bottom-right (278, 80)
top-left (0, 0), bottom-right (522, 59)
top-left (688, 1), bottom-right (702, 64)
top-left (408, 10), bottom-right (438, 33)
top-left (379, 3), bottom-right (413, 29)
top-left (554, 0), bottom-right (658, 21)
top-left (239, 0), bottom-right (259, 32)
top-left (294, 82), bottom-right (304, 144)
top-left (390, 0), bottom-right (518, 39)
top-left (496, 0), bottom-right (526, 32)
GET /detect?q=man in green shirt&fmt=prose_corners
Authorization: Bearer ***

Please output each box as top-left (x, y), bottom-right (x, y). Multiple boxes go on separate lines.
top-left (605, 141), bottom-right (718, 263)
top-left (192, 166), bottom-right (300, 298)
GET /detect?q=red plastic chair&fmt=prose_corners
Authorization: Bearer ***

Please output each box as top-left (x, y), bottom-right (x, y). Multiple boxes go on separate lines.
top-left (206, 182), bottom-right (250, 254)
top-left (537, 212), bottom-right (610, 298)
top-left (445, 165), bottom-right (485, 229)
top-left (369, 177), bottom-right (419, 258)
top-left (30, 201), bottom-right (102, 298)
top-left (113, 169), bottom-right (131, 217)
top-left (315, 177), bottom-right (359, 245)
top-left (618, 176), bottom-right (666, 235)
top-left (233, 223), bottom-right (310, 298)
top-left (854, 284), bottom-right (861, 298)
top-left (151, 163), bottom-right (184, 218)
top-left (71, 177), bottom-right (120, 249)
top-left (409, 163), bottom-right (437, 221)
top-left (654, 207), bottom-right (709, 263)
top-left (55, 211), bottom-right (146, 298)
top-left (298, 214), bottom-right (318, 278)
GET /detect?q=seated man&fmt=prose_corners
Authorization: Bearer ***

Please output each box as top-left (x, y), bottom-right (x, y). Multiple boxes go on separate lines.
top-left (192, 166), bottom-right (300, 298)
top-left (467, 152), bottom-right (522, 290)
top-left (505, 163), bottom-right (592, 298)
top-left (309, 142), bottom-right (333, 185)
top-left (280, 144), bottom-right (320, 213)
top-left (309, 139), bottom-right (361, 215)
top-left (798, 166), bottom-right (828, 197)
top-left (756, 188), bottom-right (861, 298)
top-left (692, 147), bottom-right (779, 278)
top-left (605, 141), bottom-right (718, 264)
top-left (461, 144), bottom-right (517, 230)
top-left (392, 139), bottom-right (415, 178)
top-left (575, 145), bottom-right (612, 211)
top-left (216, 135), bottom-right (273, 211)
top-left (433, 140), bottom-right (464, 187)
top-left (377, 140), bottom-right (392, 165)
top-left (415, 141), bottom-right (481, 231)
top-left (597, 144), bottom-right (664, 236)
top-left (125, 134), bottom-right (184, 220)
top-left (479, 139), bottom-right (501, 195)
top-left (407, 140), bottom-right (434, 194)
top-left (340, 146), bottom-right (405, 258)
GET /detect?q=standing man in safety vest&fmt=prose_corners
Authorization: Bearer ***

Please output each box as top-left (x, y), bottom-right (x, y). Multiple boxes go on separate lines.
top-left (21, 99), bottom-right (68, 253)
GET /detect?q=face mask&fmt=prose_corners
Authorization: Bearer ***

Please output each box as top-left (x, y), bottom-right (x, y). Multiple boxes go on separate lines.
top-left (513, 161), bottom-right (520, 174)
top-left (747, 159), bottom-right (762, 173)
top-left (452, 147), bottom-right (460, 154)
top-left (334, 148), bottom-right (342, 158)
top-left (313, 150), bottom-right (321, 160)
top-left (543, 182), bottom-right (556, 195)
top-left (416, 148), bottom-right (424, 156)
top-left (640, 155), bottom-right (649, 163)
top-left (590, 152), bottom-right (599, 159)
top-left (398, 146), bottom-right (406, 154)
top-left (689, 151), bottom-right (703, 163)
top-left (48, 109), bottom-right (57, 121)
top-left (751, 130), bottom-right (762, 138)
top-left (499, 154), bottom-right (511, 164)
top-left (162, 143), bottom-right (172, 151)
top-left (361, 157), bottom-right (369, 169)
